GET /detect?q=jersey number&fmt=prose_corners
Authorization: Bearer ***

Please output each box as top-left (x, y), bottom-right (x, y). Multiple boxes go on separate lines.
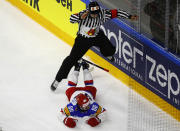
top-left (91, 105), bottom-right (98, 112)
top-left (68, 106), bottom-right (74, 112)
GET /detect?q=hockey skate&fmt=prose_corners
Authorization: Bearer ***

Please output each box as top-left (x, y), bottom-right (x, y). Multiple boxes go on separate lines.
top-left (74, 59), bottom-right (89, 70)
top-left (81, 60), bottom-right (89, 70)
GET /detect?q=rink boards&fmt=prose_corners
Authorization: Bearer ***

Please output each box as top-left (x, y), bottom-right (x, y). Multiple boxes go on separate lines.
top-left (7, 0), bottom-right (180, 121)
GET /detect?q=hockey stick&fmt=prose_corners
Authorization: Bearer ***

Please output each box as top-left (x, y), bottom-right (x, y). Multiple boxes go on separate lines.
top-left (82, 58), bottom-right (109, 72)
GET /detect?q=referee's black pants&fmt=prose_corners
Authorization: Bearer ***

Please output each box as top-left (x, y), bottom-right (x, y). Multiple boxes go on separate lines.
top-left (55, 30), bottom-right (115, 82)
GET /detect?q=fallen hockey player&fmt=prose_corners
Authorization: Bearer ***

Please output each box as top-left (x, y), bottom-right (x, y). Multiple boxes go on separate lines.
top-left (58, 60), bottom-right (106, 128)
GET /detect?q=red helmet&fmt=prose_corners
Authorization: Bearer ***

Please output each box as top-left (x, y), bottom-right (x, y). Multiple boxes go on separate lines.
top-left (76, 93), bottom-right (90, 110)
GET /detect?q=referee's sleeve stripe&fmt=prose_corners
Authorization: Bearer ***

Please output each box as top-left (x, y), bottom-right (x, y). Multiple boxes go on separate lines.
top-left (105, 13), bottom-right (111, 17)
top-left (118, 11), bottom-right (129, 17)
top-left (117, 10), bottom-right (130, 18)
top-left (117, 13), bottom-right (129, 18)
top-left (105, 17), bottom-right (111, 20)
top-left (70, 17), bottom-right (78, 22)
top-left (104, 14), bottom-right (111, 22)
top-left (70, 16), bottom-right (78, 21)
top-left (70, 15), bottom-right (79, 23)
top-left (71, 14), bottom-right (79, 20)
top-left (105, 15), bottom-right (111, 19)
top-left (70, 19), bottom-right (77, 23)
top-left (100, 10), bottom-right (106, 23)
top-left (118, 10), bottom-right (129, 15)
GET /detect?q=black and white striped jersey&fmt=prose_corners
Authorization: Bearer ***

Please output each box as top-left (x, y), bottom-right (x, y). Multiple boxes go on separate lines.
top-left (70, 9), bottom-right (131, 38)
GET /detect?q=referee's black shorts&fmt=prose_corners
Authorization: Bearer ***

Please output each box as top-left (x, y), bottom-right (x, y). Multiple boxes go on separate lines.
top-left (72, 30), bottom-right (115, 58)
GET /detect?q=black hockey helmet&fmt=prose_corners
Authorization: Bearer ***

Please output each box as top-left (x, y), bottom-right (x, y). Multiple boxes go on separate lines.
top-left (88, 1), bottom-right (100, 14)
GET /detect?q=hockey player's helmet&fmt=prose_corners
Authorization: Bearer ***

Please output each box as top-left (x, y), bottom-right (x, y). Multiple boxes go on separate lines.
top-left (88, 1), bottom-right (100, 14)
top-left (76, 93), bottom-right (90, 110)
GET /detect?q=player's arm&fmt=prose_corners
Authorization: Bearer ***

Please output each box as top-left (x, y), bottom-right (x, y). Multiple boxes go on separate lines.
top-left (95, 105), bottom-right (107, 122)
top-left (59, 104), bottom-right (78, 128)
top-left (105, 9), bottom-right (138, 21)
top-left (86, 104), bottom-right (107, 127)
top-left (58, 106), bottom-right (71, 122)
top-left (83, 67), bottom-right (94, 86)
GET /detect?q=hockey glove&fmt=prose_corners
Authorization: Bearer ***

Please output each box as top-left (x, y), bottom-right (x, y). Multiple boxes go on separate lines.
top-left (87, 117), bottom-right (101, 127)
top-left (63, 117), bottom-right (77, 128)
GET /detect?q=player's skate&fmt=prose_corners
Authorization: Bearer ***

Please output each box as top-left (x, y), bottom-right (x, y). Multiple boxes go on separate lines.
top-left (82, 60), bottom-right (89, 70)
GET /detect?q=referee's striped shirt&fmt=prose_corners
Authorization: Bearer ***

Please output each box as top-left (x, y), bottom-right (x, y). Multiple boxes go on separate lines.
top-left (70, 9), bottom-right (131, 38)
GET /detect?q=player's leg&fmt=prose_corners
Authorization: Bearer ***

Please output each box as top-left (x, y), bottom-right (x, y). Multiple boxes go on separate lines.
top-left (66, 59), bottom-right (83, 101)
top-left (67, 61), bottom-right (81, 87)
top-left (82, 61), bottom-right (97, 99)
top-left (82, 61), bottom-right (94, 86)
top-left (94, 30), bottom-right (116, 62)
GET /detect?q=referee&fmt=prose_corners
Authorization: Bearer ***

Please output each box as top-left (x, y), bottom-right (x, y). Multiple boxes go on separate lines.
top-left (51, 1), bottom-right (138, 91)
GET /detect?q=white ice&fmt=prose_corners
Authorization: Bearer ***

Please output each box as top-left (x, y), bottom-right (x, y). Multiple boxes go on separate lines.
top-left (1, 1), bottom-right (180, 131)
top-left (0, 1), bottom-right (129, 131)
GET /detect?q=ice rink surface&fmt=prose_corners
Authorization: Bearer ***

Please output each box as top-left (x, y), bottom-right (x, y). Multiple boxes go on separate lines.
top-left (0, 1), bottom-right (129, 131)
top-left (1, 1), bottom-right (180, 131)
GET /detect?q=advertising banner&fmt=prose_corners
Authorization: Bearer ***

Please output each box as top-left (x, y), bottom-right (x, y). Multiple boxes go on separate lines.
top-left (13, 0), bottom-right (86, 39)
